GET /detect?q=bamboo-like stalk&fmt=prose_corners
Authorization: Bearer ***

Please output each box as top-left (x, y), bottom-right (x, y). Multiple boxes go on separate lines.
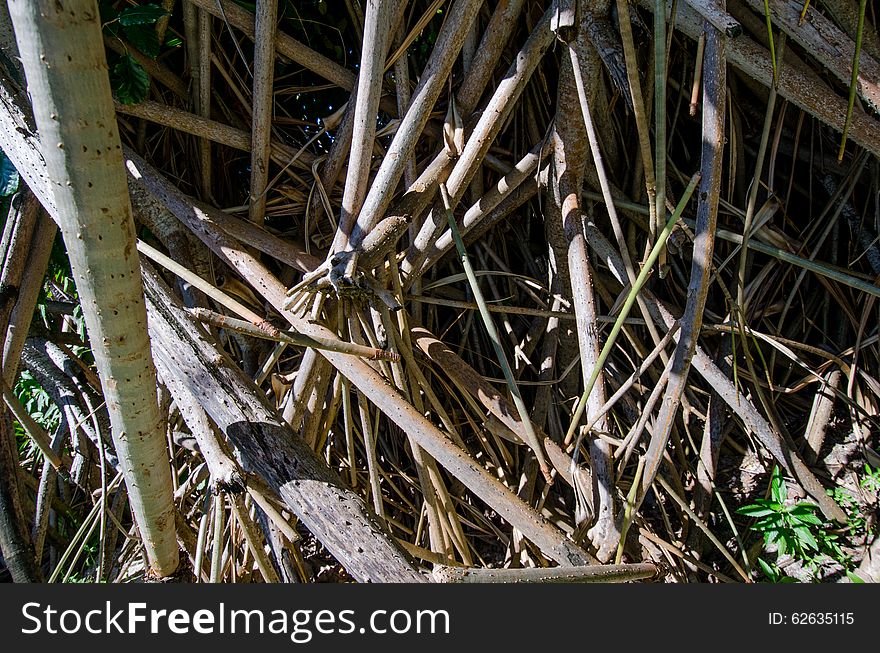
top-left (404, 7), bottom-right (557, 276)
top-left (341, 0), bottom-right (484, 249)
top-left (144, 265), bottom-right (428, 582)
top-left (614, 0), bottom-right (659, 243)
top-left (137, 239), bottom-right (395, 360)
top-left (839, 0), bottom-right (868, 159)
top-left (332, 0), bottom-right (394, 252)
top-left (741, 0), bottom-right (878, 115)
top-left (9, 0), bottom-right (179, 576)
top-left (188, 0), bottom-right (356, 91)
top-left (116, 100), bottom-right (315, 172)
top-left (654, 0), bottom-right (668, 269)
top-left (636, 17), bottom-right (727, 514)
top-left (583, 223), bottom-right (847, 523)
top-left (209, 492), bottom-right (226, 582)
top-left (737, 36), bottom-right (785, 310)
top-left (248, 0), bottom-right (278, 223)
top-left (230, 494), bottom-right (280, 583)
top-left (197, 6), bottom-right (212, 199)
top-left (411, 142), bottom-right (545, 279)
top-left (564, 173), bottom-right (702, 449)
top-left (638, 0), bottom-right (880, 157)
top-left (128, 152), bottom-right (593, 567)
top-left (2, 208), bottom-right (56, 385)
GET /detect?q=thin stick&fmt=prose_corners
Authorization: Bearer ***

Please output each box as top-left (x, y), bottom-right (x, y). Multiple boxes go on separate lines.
top-left (188, 307), bottom-right (398, 362)
top-left (332, 0), bottom-right (394, 252)
top-left (615, 0), bottom-right (658, 242)
top-left (440, 183), bottom-right (551, 483)
top-left (839, 0), bottom-right (868, 161)
top-left (737, 35), bottom-right (785, 311)
top-left (197, 7), bottom-right (212, 199)
top-left (248, 0), bottom-right (278, 223)
top-left (564, 172), bottom-right (702, 447)
top-left (654, 0), bottom-right (668, 269)
top-left (689, 33), bottom-right (706, 116)
top-left (1, 379), bottom-right (63, 470)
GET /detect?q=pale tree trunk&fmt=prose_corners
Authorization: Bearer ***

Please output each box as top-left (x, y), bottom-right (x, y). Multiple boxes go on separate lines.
top-left (8, 0), bottom-right (179, 576)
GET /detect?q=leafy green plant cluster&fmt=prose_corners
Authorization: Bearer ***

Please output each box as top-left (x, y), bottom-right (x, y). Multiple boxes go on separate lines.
top-left (101, 2), bottom-right (172, 105)
top-left (860, 464), bottom-right (880, 494)
top-left (827, 464), bottom-right (879, 541)
top-left (13, 370), bottom-right (61, 456)
top-left (737, 466), bottom-right (859, 582)
top-left (8, 206), bottom-right (87, 459)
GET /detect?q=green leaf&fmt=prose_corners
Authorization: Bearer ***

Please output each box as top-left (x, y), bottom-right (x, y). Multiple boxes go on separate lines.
top-left (737, 501), bottom-right (781, 517)
top-left (757, 557), bottom-right (778, 581)
top-left (123, 23), bottom-right (161, 58)
top-left (787, 502), bottom-right (819, 514)
top-left (846, 570), bottom-right (865, 583)
top-left (764, 528), bottom-right (784, 547)
top-left (752, 515), bottom-right (784, 531)
top-left (0, 149), bottom-right (20, 196)
top-left (111, 54), bottom-right (150, 105)
top-left (791, 512), bottom-right (823, 527)
top-left (770, 466), bottom-right (787, 504)
top-left (118, 4), bottom-right (169, 26)
top-left (793, 525), bottom-right (819, 551)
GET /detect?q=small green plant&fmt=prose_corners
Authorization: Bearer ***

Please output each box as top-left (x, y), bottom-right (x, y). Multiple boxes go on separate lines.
top-left (738, 466), bottom-right (856, 581)
top-left (828, 486), bottom-right (874, 540)
top-left (861, 464), bottom-right (880, 494)
top-left (13, 370), bottom-right (62, 459)
top-left (737, 466), bottom-right (825, 559)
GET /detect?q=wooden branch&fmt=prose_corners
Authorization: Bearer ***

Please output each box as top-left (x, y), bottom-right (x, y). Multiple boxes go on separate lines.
top-left (114, 100), bottom-right (316, 171)
top-left (342, 0), bottom-right (485, 250)
top-left (410, 327), bottom-right (595, 501)
top-left (640, 0), bottom-right (880, 157)
top-left (247, 0), bottom-right (278, 223)
top-left (126, 150), bottom-right (593, 567)
top-left (637, 14), bottom-right (727, 511)
top-left (404, 5), bottom-right (557, 276)
top-left (743, 0), bottom-right (880, 114)
top-left (2, 207), bottom-right (56, 385)
top-left (143, 263), bottom-right (427, 582)
top-left (433, 562), bottom-right (657, 583)
top-left (583, 221), bottom-right (848, 522)
top-left (187, 0), bottom-right (356, 92)
top-left (10, 0), bottom-right (179, 575)
top-left (332, 0), bottom-right (395, 252)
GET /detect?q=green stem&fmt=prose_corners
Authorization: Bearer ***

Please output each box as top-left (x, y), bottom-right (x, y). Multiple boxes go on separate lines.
top-left (439, 183), bottom-right (551, 482)
top-left (839, 0), bottom-right (867, 161)
top-left (564, 171), bottom-right (702, 447)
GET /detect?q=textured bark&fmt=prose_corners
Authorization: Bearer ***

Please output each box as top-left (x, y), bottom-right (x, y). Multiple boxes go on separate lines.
top-left (2, 204), bottom-right (56, 385)
top-left (247, 0), bottom-right (278, 223)
top-left (0, 192), bottom-right (40, 581)
top-left (8, 0), bottom-right (178, 575)
top-left (0, 410), bottom-right (38, 581)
